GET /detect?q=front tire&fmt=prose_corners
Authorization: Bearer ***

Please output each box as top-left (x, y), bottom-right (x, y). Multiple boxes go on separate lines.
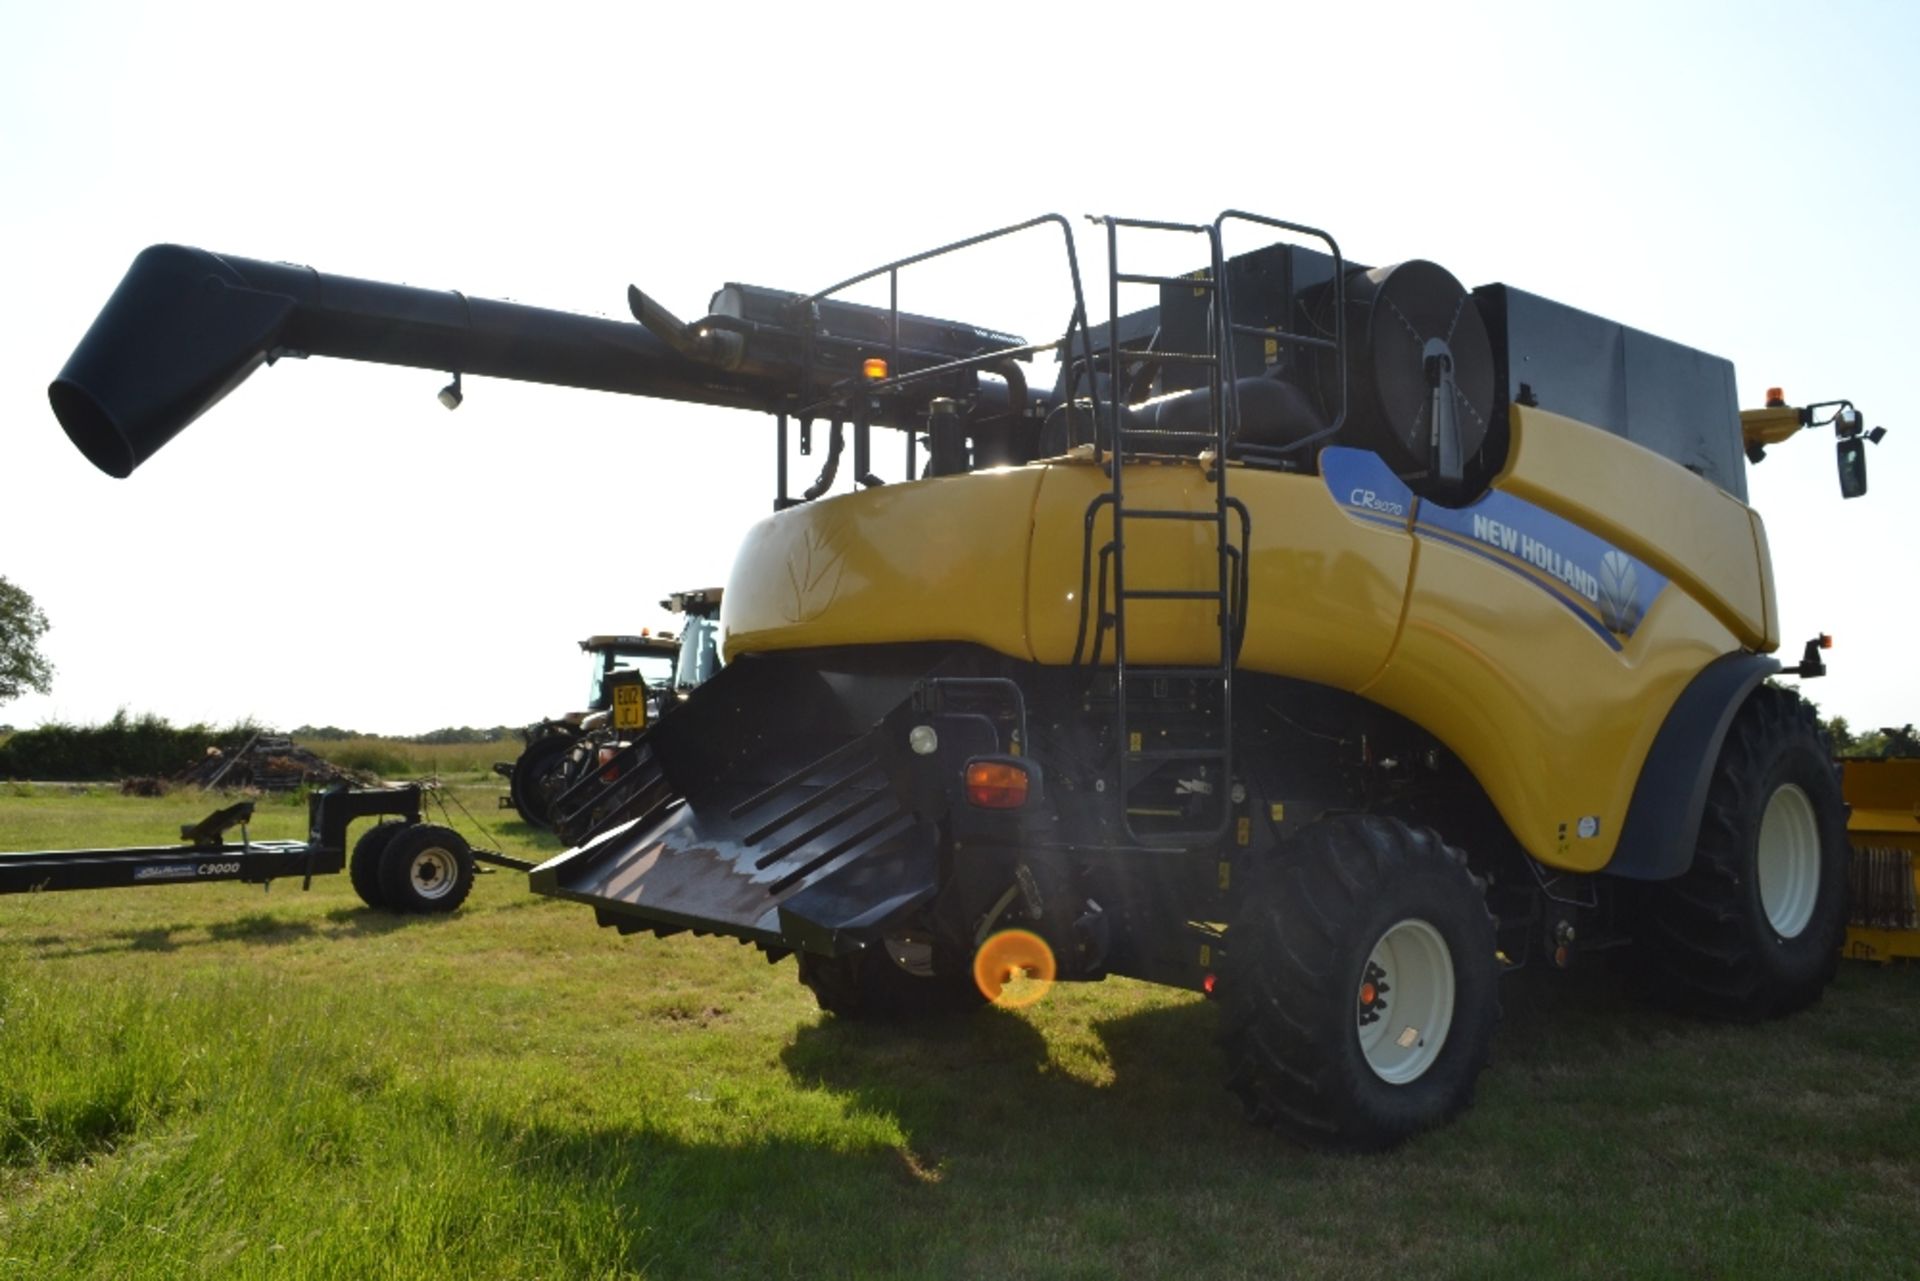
top-left (1630, 685), bottom-right (1848, 1018)
top-left (1218, 814), bottom-right (1500, 1151)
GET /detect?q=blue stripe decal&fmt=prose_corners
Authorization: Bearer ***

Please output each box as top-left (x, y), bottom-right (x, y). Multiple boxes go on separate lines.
top-left (1321, 446), bottom-right (1667, 648)
top-left (1321, 448), bottom-right (1414, 528)
top-left (1416, 486), bottom-right (1668, 647)
top-left (1418, 527), bottom-right (1628, 651)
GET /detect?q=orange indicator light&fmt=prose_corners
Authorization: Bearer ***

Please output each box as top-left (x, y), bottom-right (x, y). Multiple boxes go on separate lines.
top-left (1766, 387), bottom-right (1787, 408)
top-left (972, 929), bottom-right (1058, 1008)
top-left (863, 357), bottom-right (889, 380)
top-left (965, 760), bottom-right (1030, 809)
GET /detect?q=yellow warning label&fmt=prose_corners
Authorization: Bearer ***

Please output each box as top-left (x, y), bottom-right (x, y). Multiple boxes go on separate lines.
top-left (1269, 802), bottom-right (1285, 821)
top-left (1235, 817), bottom-right (1250, 847)
top-left (1217, 861), bottom-right (1232, 890)
top-left (1198, 943), bottom-right (1212, 967)
top-left (1129, 731), bottom-right (1142, 752)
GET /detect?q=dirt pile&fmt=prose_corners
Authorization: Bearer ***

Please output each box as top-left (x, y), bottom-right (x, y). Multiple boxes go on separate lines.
top-left (175, 733), bottom-right (375, 791)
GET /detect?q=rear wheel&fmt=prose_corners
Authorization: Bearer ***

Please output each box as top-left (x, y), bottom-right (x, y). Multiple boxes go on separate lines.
top-left (378, 824), bottom-right (475, 914)
top-left (508, 733), bottom-right (576, 830)
top-left (349, 821), bottom-right (408, 910)
top-left (1630, 686), bottom-right (1848, 1018)
top-left (1218, 814), bottom-right (1500, 1151)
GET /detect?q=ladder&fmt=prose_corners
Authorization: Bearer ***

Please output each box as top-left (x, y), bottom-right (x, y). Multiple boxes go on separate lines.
top-left (1096, 216), bottom-right (1242, 845)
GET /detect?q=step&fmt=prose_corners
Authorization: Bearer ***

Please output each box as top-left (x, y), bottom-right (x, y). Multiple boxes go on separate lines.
top-left (1229, 322), bottom-right (1337, 352)
top-left (1118, 588), bottom-right (1224, 602)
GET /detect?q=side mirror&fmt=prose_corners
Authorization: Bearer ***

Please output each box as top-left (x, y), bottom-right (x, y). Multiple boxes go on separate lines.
top-left (1838, 436), bottom-right (1868, 498)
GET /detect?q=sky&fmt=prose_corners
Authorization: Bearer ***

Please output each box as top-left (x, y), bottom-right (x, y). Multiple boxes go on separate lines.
top-left (2, 0), bottom-right (1916, 736)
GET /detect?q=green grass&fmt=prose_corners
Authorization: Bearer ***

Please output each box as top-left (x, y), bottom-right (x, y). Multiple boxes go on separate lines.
top-left (2, 787), bottom-right (1918, 1279)
top-left (299, 736), bottom-right (519, 781)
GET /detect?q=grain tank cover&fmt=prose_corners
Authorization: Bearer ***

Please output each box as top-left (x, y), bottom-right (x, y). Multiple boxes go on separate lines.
top-left (1475, 284), bottom-right (1747, 500)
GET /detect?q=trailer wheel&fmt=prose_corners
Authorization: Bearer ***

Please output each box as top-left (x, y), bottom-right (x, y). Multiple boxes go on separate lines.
top-left (378, 824), bottom-right (474, 914)
top-left (349, 821), bottom-right (408, 911)
top-left (799, 940), bottom-right (985, 1020)
top-left (1217, 814), bottom-right (1499, 1151)
top-left (1630, 685), bottom-right (1848, 1018)
top-left (508, 734), bottom-right (577, 831)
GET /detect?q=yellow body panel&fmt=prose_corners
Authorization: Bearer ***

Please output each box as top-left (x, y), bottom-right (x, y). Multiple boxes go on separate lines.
top-left (722, 404), bottom-right (1779, 876)
top-left (1361, 541), bottom-right (1735, 872)
top-left (1740, 404), bottom-right (1804, 449)
top-left (1023, 460), bottom-right (1411, 689)
top-left (723, 467), bottom-right (1045, 660)
top-left (726, 456), bottom-right (1413, 690)
top-left (1500, 407), bottom-right (1775, 649)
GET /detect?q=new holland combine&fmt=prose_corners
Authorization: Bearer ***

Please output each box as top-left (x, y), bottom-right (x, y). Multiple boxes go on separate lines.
top-left (43, 211), bottom-right (1887, 1148)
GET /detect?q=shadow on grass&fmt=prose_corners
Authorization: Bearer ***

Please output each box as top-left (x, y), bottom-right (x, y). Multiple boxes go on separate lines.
top-left (205, 914), bottom-right (320, 945)
top-left (18, 906), bottom-right (440, 958)
top-left (455, 1001), bottom-right (1270, 1276)
top-left (779, 996), bottom-right (1263, 1166)
top-left (771, 960), bottom-right (1765, 1167)
top-left (22, 923), bottom-right (194, 958)
top-left (319, 906), bottom-right (454, 936)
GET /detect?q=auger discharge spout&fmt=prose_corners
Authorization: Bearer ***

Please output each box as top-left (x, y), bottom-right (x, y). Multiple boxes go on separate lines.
top-left (47, 245), bottom-right (766, 478)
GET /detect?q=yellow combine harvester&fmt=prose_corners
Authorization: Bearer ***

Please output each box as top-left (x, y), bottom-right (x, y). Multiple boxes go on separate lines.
top-left (1842, 757), bottom-right (1920, 962)
top-left (45, 211), bottom-right (1893, 1149)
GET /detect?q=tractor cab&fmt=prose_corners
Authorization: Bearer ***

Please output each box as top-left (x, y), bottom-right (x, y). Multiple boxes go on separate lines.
top-left (661, 587), bottom-right (723, 702)
top-left (580, 634), bottom-right (679, 717)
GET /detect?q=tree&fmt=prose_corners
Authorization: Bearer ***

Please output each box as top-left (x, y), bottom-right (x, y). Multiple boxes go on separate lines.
top-left (0, 576), bottom-right (54, 705)
top-left (1880, 724), bottom-right (1920, 759)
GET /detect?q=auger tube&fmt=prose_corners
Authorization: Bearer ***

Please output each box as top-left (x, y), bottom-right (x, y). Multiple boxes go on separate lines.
top-left (48, 244), bottom-right (776, 478)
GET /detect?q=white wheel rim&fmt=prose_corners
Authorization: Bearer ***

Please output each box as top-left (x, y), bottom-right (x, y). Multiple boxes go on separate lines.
top-left (1757, 783), bottom-right (1820, 939)
top-left (409, 846), bottom-right (460, 901)
top-left (1357, 918), bottom-right (1456, 1085)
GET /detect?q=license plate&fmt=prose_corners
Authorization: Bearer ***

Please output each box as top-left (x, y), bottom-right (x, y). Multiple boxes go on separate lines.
top-left (612, 684), bottom-right (648, 730)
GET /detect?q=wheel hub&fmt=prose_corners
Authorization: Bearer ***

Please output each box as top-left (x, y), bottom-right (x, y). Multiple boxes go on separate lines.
top-left (1356, 918), bottom-right (1455, 1085)
top-left (1757, 782), bottom-right (1820, 939)
top-left (410, 846), bottom-right (459, 900)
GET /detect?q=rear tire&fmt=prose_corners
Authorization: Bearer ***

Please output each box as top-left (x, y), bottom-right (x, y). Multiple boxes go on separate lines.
top-left (1630, 685), bottom-right (1848, 1018)
top-left (800, 940), bottom-right (986, 1021)
top-left (378, 824), bottom-right (475, 914)
top-left (508, 733), bottom-right (577, 830)
top-left (1217, 814), bottom-right (1500, 1151)
top-left (349, 821), bottom-right (407, 911)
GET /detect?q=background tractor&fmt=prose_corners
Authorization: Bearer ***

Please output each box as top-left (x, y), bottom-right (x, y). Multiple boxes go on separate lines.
top-left (48, 211), bottom-right (1887, 1148)
top-left (500, 588), bottom-right (722, 830)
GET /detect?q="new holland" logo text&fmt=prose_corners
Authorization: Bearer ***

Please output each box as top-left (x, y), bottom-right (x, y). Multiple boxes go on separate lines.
top-left (1470, 514), bottom-right (1599, 603)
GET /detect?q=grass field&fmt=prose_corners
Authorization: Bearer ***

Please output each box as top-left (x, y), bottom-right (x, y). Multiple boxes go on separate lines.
top-left (2, 784), bottom-right (1918, 1280)
top-left (298, 737), bottom-right (519, 780)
